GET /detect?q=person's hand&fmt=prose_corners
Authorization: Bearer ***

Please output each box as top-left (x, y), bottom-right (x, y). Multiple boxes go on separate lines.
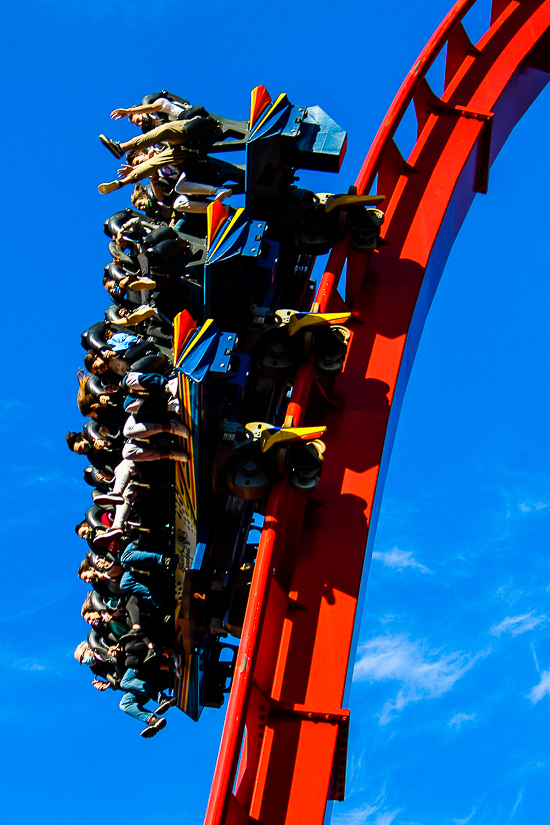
top-left (94, 438), bottom-right (107, 450)
top-left (107, 645), bottom-right (121, 657)
top-left (92, 679), bottom-right (109, 691)
top-left (149, 171), bottom-right (159, 182)
top-left (102, 350), bottom-right (115, 359)
top-left (111, 108), bottom-right (129, 120)
top-left (96, 557), bottom-right (111, 570)
top-left (117, 164), bottom-right (132, 178)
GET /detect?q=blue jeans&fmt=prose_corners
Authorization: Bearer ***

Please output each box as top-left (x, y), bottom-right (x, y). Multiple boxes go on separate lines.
top-left (120, 571), bottom-right (163, 609)
top-left (121, 546), bottom-right (164, 608)
top-left (119, 668), bottom-right (167, 723)
top-left (121, 546), bottom-right (164, 568)
top-left (123, 371), bottom-right (167, 394)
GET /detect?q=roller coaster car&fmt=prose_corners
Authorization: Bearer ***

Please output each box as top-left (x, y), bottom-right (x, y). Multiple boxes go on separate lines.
top-left (250, 308), bottom-right (352, 379)
top-left (296, 191), bottom-right (385, 254)
top-left (204, 208), bottom-right (278, 336)
top-left (214, 422), bottom-right (327, 498)
top-left (245, 90), bottom-right (347, 229)
top-left (166, 87), bottom-right (353, 720)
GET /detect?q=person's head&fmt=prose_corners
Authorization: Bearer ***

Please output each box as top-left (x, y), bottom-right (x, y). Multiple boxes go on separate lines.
top-left (81, 593), bottom-right (105, 627)
top-left (84, 351), bottom-right (108, 375)
top-left (102, 272), bottom-right (121, 298)
top-left (75, 520), bottom-right (92, 540)
top-left (130, 112), bottom-right (154, 131)
top-left (131, 183), bottom-right (153, 212)
top-left (67, 431), bottom-right (88, 454)
top-left (78, 558), bottom-right (97, 583)
top-left (76, 369), bottom-right (97, 419)
top-left (83, 610), bottom-right (103, 627)
top-left (126, 148), bottom-right (148, 167)
top-left (74, 642), bottom-right (95, 664)
top-left (129, 111), bottom-right (147, 127)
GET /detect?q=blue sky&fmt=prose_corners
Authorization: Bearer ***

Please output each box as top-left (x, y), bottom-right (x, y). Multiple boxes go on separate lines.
top-left (2, 1), bottom-right (550, 823)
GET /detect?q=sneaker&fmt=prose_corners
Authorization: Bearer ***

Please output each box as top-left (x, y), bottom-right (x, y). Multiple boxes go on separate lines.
top-left (165, 376), bottom-right (179, 397)
top-left (168, 451), bottom-right (189, 462)
top-left (93, 527), bottom-right (123, 546)
top-left (155, 696), bottom-right (177, 715)
top-left (129, 277), bottom-right (157, 290)
top-left (140, 716), bottom-right (167, 738)
top-left (99, 134), bottom-right (125, 159)
top-left (126, 305), bottom-right (156, 324)
top-left (143, 647), bottom-right (160, 664)
top-left (118, 629), bottom-right (144, 644)
top-left (214, 187), bottom-right (232, 202)
top-left (169, 419), bottom-right (190, 438)
top-left (94, 493), bottom-right (125, 506)
top-left (167, 398), bottom-right (180, 414)
top-left (98, 180), bottom-right (123, 194)
top-left (171, 653), bottom-right (183, 680)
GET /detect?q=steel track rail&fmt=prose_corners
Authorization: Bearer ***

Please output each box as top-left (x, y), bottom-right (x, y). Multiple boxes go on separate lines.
top-left (205, 3), bottom-right (550, 824)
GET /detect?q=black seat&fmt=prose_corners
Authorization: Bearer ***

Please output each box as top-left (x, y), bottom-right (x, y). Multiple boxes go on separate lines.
top-left (83, 321), bottom-right (112, 354)
top-left (83, 464), bottom-right (114, 491)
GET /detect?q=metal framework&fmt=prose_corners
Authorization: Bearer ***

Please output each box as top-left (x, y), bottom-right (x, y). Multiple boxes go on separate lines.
top-left (205, 3), bottom-right (550, 824)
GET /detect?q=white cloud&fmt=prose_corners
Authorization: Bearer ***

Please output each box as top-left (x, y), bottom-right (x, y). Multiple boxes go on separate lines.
top-left (372, 546), bottom-right (431, 574)
top-left (333, 803), bottom-right (381, 825)
top-left (333, 801), bottom-right (402, 825)
top-left (452, 810), bottom-right (476, 825)
top-left (10, 659), bottom-right (46, 671)
top-left (491, 612), bottom-right (547, 637)
top-left (528, 670), bottom-right (550, 703)
top-left (518, 500), bottom-right (548, 512)
top-left (510, 789), bottom-right (523, 816)
top-left (375, 813), bottom-right (401, 825)
top-left (448, 712), bottom-right (476, 729)
top-left (353, 634), bottom-right (482, 724)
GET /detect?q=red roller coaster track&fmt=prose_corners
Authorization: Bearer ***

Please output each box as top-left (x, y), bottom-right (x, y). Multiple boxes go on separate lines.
top-left (205, 3), bottom-right (550, 824)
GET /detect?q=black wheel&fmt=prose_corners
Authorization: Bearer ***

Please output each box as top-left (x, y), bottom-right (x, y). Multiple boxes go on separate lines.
top-left (226, 455), bottom-right (273, 500)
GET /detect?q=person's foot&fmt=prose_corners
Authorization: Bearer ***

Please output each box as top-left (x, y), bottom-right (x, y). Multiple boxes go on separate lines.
top-left (168, 419), bottom-right (190, 438)
top-left (170, 652), bottom-right (183, 680)
top-left (93, 527), bottom-right (123, 546)
top-left (140, 716), bottom-right (167, 738)
top-left (99, 134), bottom-right (125, 159)
top-left (98, 180), bottom-right (122, 194)
top-left (168, 451), bottom-right (189, 462)
top-left (214, 187), bottom-right (232, 201)
top-left (125, 305), bottom-right (156, 324)
top-left (143, 647), bottom-right (159, 664)
top-left (94, 492), bottom-right (125, 506)
top-left (164, 376), bottom-right (179, 397)
top-left (167, 397), bottom-right (180, 414)
top-left (129, 277), bottom-right (157, 290)
top-left (155, 696), bottom-right (177, 715)
top-left (118, 628), bottom-right (144, 644)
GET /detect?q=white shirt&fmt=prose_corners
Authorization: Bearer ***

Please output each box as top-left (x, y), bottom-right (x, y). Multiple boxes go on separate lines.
top-left (157, 97), bottom-right (191, 120)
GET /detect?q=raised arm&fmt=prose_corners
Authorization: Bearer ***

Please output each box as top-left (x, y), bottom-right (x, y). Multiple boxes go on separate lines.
top-left (111, 101), bottom-right (163, 120)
